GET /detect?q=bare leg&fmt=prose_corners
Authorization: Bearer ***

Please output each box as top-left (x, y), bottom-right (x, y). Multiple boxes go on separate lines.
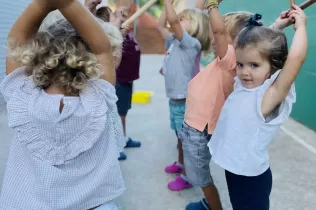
top-left (202, 184), bottom-right (222, 210)
top-left (120, 114), bottom-right (141, 148)
top-left (176, 131), bottom-right (186, 176)
top-left (120, 115), bottom-right (126, 136)
top-left (175, 131), bottom-right (184, 164)
top-left (178, 139), bottom-right (184, 165)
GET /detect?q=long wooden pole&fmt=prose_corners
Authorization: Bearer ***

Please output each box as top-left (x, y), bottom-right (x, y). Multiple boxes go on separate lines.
top-left (122, 0), bottom-right (158, 28)
top-left (290, 0), bottom-right (295, 6)
top-left (299, 0), bottom-right (316, 10)
top-left (287, 0), bottom-right (315, 13)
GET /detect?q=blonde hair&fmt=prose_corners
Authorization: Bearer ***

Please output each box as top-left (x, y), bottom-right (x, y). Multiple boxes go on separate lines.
top-left (178, 9), bottom-right (210, 52)
top-left (8, 11), bottom-right (123, 95)
top-left (223, 11), bottom-right (254, 41)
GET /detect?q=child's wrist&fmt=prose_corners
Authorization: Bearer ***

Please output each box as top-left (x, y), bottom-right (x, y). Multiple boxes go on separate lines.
top-left (296, 24), bottom-right (307, 31)
top-left (204, 0), bottom-right (219, 10)
top-left (271, 23), bottom-right (279, 30)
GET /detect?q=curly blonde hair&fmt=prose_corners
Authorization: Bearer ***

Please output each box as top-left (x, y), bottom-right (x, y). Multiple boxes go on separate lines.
top-left (8, 11), bottom-right (123, 95)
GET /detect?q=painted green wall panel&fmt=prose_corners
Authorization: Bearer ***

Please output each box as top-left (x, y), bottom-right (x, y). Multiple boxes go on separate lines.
top-left (202, 0), bottom-right (316, 130)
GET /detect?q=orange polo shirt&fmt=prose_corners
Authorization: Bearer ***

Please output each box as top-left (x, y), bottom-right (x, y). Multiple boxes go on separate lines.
top-left (184, 45), bottom-right (236, 134)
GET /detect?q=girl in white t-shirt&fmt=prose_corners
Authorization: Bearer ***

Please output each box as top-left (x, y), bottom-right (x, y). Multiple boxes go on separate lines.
top-left (209, 5), bottom-right (307, 210)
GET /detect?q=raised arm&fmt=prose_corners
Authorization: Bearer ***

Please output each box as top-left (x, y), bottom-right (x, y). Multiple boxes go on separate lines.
top-left (164, 0), bottom-right (183, 41)
top-left (274, 5), bottom-right (307, 95)
top-left (196, 0), bottom-right (205, 9)
top-left (111, 7), bottom-right (128, 28)
top-left (262, 5), bottom-right (307, 116)
top-left (156, 7), bottom-right (171, 40)
top-left (84, 0), bottom-right (101, 15)
top-left (60, 1), bottom-right (116, 84)
top-left (207, 0), bottom-right (228, 59)
top-left (112, 7), bottom-right (129, 68)
top-left (269, 10), bottom-right (292, 31)
top-left (6, 1), bottom-right (52, 75)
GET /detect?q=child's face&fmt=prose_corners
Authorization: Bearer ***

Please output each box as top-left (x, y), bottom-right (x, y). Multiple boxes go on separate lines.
top-left (236, 45), bottom-right (271, 89)
top-left (180, 18), bottom-right (190, 31)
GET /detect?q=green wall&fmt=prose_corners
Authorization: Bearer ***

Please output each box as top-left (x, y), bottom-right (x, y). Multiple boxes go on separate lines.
top-left (204, 0), bottom-right (316, 130)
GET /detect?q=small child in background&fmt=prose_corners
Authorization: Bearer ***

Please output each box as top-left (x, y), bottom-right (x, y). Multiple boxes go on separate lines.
top-left (157, 0), bottom-right (210, 191)
top-left (115, 28), bottom-right (142, 160)
top-left (95, 4), bottom-right (142, 161)
top-left (0, 0), bottom-right (125, 209)
top-left (96, 5), bottom-right (142, 161)
top-left (209, 4), bottom-right (307, 210)
top-left (159, 0), bottom-right (202, 78)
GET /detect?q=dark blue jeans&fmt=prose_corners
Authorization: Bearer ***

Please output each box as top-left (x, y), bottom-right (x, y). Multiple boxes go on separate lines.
top-left (225, 168), bottom-right (272, 210)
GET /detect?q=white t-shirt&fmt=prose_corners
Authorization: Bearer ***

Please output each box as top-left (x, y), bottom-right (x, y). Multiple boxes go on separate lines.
top-left (208, 70), bottom-right (296, 176)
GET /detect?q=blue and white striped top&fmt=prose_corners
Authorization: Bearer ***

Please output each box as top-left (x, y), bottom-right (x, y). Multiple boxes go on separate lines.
top-left (0, 68), bottom-right (125, 209)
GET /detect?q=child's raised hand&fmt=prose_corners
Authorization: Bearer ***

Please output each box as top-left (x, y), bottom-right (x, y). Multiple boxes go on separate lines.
top-left (110, 7), bottom-right (128, 27)
top-left (288, 4), bottom-right (307, 30)
top-left (115, 7), bottom-right (128, 22)
top-left (120, 25), bottom-right (129, 37)
top-left (273, 10), bottom-right (292, 30)
top-left (84, 0), bottom-right (102, 13)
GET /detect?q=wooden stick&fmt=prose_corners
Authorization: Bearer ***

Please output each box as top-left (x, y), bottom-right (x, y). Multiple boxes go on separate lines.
top-left (300, 0), bottom-right (316, 10)
top-left (290, 0), bottom-right (295, 7)
top-left (122, 0), bottom-right (158, 27)
top-left (287, 0), bottom-right (315, 12)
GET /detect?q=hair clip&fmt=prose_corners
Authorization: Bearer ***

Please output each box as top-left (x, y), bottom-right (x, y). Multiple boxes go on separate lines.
top-left (246, 13), bottom-right (263, 27)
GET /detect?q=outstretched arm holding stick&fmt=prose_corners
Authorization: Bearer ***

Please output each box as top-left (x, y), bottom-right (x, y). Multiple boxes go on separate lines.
top-left (271, 0), bottom-right (315, 30)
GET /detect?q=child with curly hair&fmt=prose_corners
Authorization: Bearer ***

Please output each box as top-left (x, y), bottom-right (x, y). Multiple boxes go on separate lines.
top-left (0, 0), bottom-right (125, 209)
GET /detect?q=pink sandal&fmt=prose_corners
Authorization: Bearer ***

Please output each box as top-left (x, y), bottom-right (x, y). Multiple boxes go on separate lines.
top-left (168, 176), bottom-right (193, 191)
top-left (165, 162), bottom-right (183, 174)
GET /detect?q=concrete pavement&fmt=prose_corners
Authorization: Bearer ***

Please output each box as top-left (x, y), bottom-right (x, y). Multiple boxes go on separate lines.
top-left (1, 55), bottom-right (316, 210)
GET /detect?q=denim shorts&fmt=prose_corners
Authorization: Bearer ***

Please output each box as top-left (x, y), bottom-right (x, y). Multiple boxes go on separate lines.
top-left (169, 100), bottom-right (186, 133)
top-left (180, 122), bottom-right (213, 187)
